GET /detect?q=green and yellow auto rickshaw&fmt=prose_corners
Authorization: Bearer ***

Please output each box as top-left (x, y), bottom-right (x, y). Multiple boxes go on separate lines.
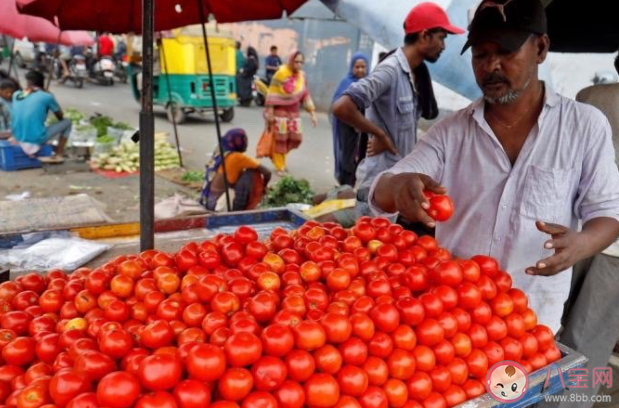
top-left (130, 25), bottom-right (236, 124)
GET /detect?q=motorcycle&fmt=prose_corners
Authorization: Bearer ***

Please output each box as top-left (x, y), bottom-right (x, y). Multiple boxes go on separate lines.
top-left (253, 75), bottom-right (268, 107)
top-left (65, 55), bottom-right (88, 88)
top-left (113, 55), bottom-right (129, 84)
top-left (91, 56), bottom-right (116, 86)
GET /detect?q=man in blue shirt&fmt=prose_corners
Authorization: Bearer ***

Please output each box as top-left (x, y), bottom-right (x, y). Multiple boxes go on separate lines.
top-left (11, 70), bottom-right (72, 163)
top-left (265, 45), bottom-right (282, 84)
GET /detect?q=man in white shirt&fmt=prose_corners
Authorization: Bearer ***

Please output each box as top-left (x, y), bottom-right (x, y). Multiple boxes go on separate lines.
top-left (370, 0), bottom-right (619, 335)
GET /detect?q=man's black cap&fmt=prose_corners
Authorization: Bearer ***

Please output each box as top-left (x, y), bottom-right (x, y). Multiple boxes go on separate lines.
top-left (461, 0), bottom-right (547, 54)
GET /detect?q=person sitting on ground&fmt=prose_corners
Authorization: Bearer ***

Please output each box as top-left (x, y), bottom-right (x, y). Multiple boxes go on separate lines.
top-left (10, 70), bottom-right (72, 163)
top-left (201, 128), bottom-right (272, 212)
top-left (0, 80), bottom-right (17, 138)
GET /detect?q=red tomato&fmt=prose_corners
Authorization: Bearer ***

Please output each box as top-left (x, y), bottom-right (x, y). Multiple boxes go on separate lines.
top-left (429, 365), bottom-right (452, 393)
top-left (339, 337), bottom-right (368, 366)
top-left (141, 320), bottom-right (174, 349)
top-left (293, 321), bottom-right (326, 351)
top-left (218, 368), bottom-right (254, 402)
top-left (412, 346), bottom-right (436, 373)
top-left (138, 354), bottom-right (182, 391)
top-left (2, 336), bottom-right (35, 366)
top-left (405, 372), bottom-right (432, 401)
top-left (396, 298), bottom-right (425, 327)
top-left (490, 293), bottom-right (514, 317)
top-left (363, 356), bottom-right (389, 386)
top-left (185, 343), bottom-right (226, 382)
top-left (274, 380), bottom-right (305, 408)
top-left (99, 329), bottom-right (133, 360)
top-left (260, 324), bottom-right (294, 357)
top-left (337, 365), bottom-right (369, 397)
top-left (442, 385), bottom-right (467, 408)
top-left (172, 379), bottom-right (211, 408)
top-left (305, 373), bottom-right (340, 408)
top-left (485, 316), bottom-right (508, 342)
top-left (465, 350), bottom-right (488, 379)
top-left (508, 288), bottom-right (529, 313)
top-left (482, 341), bottom-right (505, 367)
top-left (321, 313), bottom-right (353, 344)
top-left (278, 349), bottom-right (312, 384)
top-left (66, 392), bottom-right (98, 408)
top-left (392, 325), bottom-right (417, 351)
top-left (446, 358), bottom-right (468, 386)
top-left (531, 325), bottom-right (555, 352)
top-left (242, 392), bottom-right (278, 408)
top-left (461, 379), bottom-right (486, 399)
top-left (423, 191), bottom-right (454, 222)
top-left (433, 340), bottom-right (455, 365)
top-left (456, 283), bottom-right (482, 310)
top-left (73, 350), bottom-right (116, 382)
top-left (500, 337), bottom-right (524, 362)
top-left (419, 294), bottom-right (443, 319)
top-left (416, 319), bottom-right (444, 347)
top-left (251, 356), bottom-right (288, 391)
top-left (520, 333), bottom-right (539, 358)
top-left (370, 304), bottom-right (400, 333)
top-left (49, 369), bottom-right (90, 407)
top-left (387, 349), bottom-right (416, 380)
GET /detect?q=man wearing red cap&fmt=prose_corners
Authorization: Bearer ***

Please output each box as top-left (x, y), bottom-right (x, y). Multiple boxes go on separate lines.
top-left (332, 2), bottom-right (464, 217)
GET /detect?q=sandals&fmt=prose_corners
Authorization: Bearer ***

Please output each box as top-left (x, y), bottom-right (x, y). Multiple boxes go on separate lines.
top-left (39, 155), bottom-right (65, 164)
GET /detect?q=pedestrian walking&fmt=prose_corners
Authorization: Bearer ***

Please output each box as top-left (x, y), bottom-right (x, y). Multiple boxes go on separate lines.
top-left (264, 51), bottom-right (317, 175)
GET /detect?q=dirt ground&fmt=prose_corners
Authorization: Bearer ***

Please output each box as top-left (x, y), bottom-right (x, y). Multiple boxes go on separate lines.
top-left (0, 161), bottom-right (197, 223)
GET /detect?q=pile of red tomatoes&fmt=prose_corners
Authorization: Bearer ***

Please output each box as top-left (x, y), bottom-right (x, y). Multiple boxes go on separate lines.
top-left (0, 217), bottom-right (560, 408)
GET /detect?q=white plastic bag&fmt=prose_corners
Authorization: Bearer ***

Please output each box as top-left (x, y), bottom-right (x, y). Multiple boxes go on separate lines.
top-left (0, 237), bottom-right (111, 272)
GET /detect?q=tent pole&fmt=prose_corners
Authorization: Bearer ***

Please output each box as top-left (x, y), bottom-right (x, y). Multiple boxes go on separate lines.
top-left (158, 38), bottom-right (184, 168)
top-left (196, 0), bottom-right (231, 211)
top-left (140, 0), bottom-right (156, 250)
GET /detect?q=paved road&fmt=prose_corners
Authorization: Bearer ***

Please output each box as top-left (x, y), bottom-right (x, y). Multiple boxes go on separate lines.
top-left (49, 78), bottom-right (339, 194)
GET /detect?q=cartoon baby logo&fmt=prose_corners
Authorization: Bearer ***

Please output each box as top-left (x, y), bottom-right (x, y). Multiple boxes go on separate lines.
top-left (486, 360), bottom-right (529, 403)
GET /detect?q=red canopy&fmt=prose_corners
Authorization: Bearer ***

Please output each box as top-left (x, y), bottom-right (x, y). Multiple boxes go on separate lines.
top-left (0, 0), bottom-right (93, 45)
top-left (16, 0), bottom-right (309, 33)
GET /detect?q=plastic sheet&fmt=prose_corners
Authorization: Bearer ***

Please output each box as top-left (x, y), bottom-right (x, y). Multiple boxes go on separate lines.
top-left (0, 237), bottom-right (111, 272)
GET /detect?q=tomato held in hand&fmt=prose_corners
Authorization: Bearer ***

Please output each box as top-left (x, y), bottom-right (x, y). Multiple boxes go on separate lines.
top-left (423, 191), bottom-right (454, 222)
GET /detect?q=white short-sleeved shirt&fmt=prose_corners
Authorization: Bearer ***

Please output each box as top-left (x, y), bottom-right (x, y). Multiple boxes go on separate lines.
top-left (369, 86), bottom-right (619, 333)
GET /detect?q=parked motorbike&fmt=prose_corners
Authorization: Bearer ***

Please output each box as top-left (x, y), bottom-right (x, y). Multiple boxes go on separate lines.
top-left (253, 75), bottom-right (268, 107)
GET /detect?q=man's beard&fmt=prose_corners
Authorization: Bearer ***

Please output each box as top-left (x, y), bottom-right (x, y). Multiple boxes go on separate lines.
top-left (482, 73), bottom-right (532, 105)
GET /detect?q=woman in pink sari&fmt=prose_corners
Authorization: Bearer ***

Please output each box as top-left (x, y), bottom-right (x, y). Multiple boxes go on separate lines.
top-left (264, 51), bottom-right (317, 175)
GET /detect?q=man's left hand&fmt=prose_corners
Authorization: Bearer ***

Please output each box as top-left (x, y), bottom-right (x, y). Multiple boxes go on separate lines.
top-left (526, 221), bottom-right (588, 276)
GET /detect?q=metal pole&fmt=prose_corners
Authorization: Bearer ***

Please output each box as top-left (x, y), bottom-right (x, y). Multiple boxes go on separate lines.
top-left (196, 0), bottom-right (231, 211)
top-left (158, 38), bottom-right (184, 168)
top-left (140, 0), bottom-right (155, 250)
top-left (46, 32), bottom-right (63, 90)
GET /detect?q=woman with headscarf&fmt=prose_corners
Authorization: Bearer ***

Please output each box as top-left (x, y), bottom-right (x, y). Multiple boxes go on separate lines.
top-left (331, 52), bottom-right (369, 186)
top-left (264, 51), bottom-right (317, 175)
top-left (201, 128), bottom-right (271, 211)
top-left (238, 46), bottom-right (259, 106)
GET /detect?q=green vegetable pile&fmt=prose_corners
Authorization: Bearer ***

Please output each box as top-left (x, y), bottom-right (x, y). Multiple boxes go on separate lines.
top-left (89, 115), bottom-right (115, 137)
top-left (265, 176), bottom-right (314, 207)
top-left (65, 108), bottom-right (85, 124)
top-left (96, 135), bottom-right (116, 143)
top-left (91, 134), bottom-right (180, 173)
top-left (181, 171), bottom-right (205, 183)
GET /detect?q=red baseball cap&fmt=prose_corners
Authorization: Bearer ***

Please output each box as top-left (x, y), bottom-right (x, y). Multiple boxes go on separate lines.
top-left (404, 2), bottom-right (465, 35)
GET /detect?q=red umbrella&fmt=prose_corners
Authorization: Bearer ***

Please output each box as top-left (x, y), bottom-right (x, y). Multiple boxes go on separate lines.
top-left (0, 0), bottom-right (93, 45)
top-left (16, 0), bottom-right (308, 33)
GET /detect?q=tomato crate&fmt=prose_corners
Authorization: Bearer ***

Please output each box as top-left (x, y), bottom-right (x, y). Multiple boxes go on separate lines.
top-left (457, 343), bottom-right (587, 407)
top-left (0, 141), bottom-right (53, 171)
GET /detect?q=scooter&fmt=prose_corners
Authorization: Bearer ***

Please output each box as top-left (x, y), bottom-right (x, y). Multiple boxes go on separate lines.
top-left (91, 56), bottom-right (116, 86)
top-left (113, 55), bottom-right (128, 84)
top-left (65, 55), bottom-right (88, 88)
top-left (253, 75), bottom-right (268, 107)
